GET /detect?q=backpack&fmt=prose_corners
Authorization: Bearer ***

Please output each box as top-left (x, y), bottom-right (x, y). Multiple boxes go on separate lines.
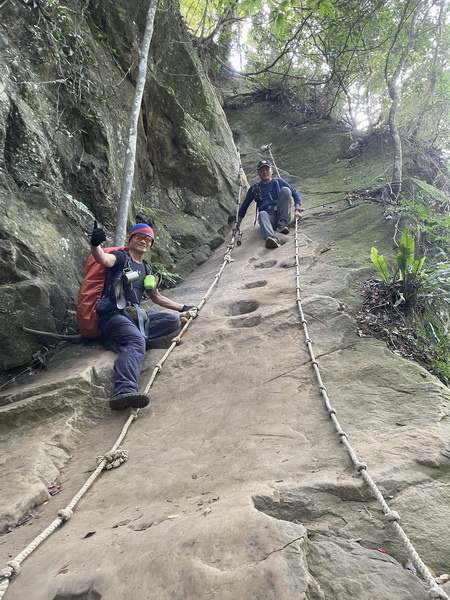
top-left (76, 247), bottom-right (126, 339)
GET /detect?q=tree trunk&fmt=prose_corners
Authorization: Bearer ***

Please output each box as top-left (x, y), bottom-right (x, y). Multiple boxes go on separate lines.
top-left (115, 0), bottom-right (159, 246)
top-left (384, 0), bottom-right (428, 199)
top-left (387, 77), bottom-right (402, 193)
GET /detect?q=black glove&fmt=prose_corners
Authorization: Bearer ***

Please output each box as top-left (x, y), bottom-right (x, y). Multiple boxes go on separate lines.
top-left (181, 305), bottom-right (197, 312)
top-left (180, 305), bottom-right (199, 321)
top-left (90, 220), bottom-right (106, 247)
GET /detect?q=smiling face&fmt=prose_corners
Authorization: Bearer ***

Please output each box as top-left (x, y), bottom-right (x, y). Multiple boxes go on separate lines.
top-left (258, 165), bottom-right (272, 184)
top-left (129, 233), bottom-right (153, 257)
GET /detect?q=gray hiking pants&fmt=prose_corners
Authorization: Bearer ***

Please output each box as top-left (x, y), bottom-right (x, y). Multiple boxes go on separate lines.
top-left (258, 186), bottom-right (293, 239)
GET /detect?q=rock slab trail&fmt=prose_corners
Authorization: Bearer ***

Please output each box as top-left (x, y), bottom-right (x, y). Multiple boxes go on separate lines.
top-left (1, 122), bottom-right (450, 599)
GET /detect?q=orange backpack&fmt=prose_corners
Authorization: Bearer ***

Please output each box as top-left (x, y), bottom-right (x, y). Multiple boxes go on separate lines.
top-left (76, 247), bottom-right (127, 339)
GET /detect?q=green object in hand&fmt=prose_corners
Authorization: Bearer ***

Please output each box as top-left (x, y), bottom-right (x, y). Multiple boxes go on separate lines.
top-left (144, 274), bottom-right (157, 290)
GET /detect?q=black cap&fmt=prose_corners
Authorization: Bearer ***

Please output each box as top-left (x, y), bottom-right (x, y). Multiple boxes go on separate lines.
top-left (257, 159), bottom-right (272, 170)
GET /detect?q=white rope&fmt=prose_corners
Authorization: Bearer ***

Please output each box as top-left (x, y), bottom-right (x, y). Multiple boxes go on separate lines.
top-left (294, 218), bottom-right (449, 599)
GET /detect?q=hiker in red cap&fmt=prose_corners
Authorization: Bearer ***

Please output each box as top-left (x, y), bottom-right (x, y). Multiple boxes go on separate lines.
top-left (90, 222), bottom-right (197, 410)
top-left (235, 159), bottom-right (302, 248)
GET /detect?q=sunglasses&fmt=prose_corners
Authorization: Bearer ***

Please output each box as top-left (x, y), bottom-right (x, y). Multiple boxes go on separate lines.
top-left (133, 234), bottom-right (152, 243)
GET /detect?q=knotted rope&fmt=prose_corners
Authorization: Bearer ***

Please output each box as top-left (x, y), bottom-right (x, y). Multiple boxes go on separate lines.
top-left (294, 218), bottom-right (449, 599)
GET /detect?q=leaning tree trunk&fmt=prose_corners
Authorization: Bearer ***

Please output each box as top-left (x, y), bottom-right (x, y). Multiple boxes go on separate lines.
top-left (384, 0), bottom-right (427, 200)
top-left (114, 0), bottom-right (160, 246)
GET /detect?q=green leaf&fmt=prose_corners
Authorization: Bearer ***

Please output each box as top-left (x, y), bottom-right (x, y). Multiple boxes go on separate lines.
top-left (370, 247), bottom-right (390, 283)
top-left (396, 230), bottom-right (416, 280)
top-left (275, 13), bottom-right (285, 37)
top-left (411, 256), bottom-right (426, 279)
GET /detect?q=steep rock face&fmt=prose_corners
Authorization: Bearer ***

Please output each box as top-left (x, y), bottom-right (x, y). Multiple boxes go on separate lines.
top-left (0, 0), bottom-right (239, 370)
top-left (1, 114), bottom-right (450, 600)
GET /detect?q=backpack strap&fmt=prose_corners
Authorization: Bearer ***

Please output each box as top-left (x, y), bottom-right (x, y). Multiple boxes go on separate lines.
top-left (275, 179), bottom-right (280, 195)
top-left (252, 183), bottom-right (262, 224)
top-left (268, 179), bottom-right (280, 203)
top-left (135, 304), bottom-right (147, 338)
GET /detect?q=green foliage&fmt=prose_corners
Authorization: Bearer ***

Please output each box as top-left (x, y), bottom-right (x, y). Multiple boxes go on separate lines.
top-left (416, 323), bottom-right (450, 387)
top-left (398, 193), bottom-right (450, 257)
top-left (134, 205), bottom-right (169, 228)
top-left (115, 6), bottom-right (126, 22)
top-left (368, 190), bottom-right (450, 387)
top-left (394, 230), bottom-right (427, 307)
top-left (32, 350), bottom-right (46, 365)
top-left (182, 0), bottom-right (450, 153)
top-left (305, 0), bottom-right (336, 18)
top-left (370, 247), bottom-right (390, 284)
top-left (370, 230), bottom-right (450, 312)
top-left (151, 262), bottom-right (182, 288)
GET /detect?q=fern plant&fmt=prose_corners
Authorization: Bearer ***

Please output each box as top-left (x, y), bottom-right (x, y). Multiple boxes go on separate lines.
top-left (370, 229), bottom-right (450, 312)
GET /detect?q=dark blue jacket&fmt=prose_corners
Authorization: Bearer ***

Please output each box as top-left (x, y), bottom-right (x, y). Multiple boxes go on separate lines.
top-left (238, 178), bottom-right (301, 220)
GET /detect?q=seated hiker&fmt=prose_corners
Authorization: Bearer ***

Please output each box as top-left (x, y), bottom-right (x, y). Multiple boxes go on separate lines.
top-left (234, 159), bottom-right (302, 249)
top-left (90, 222), bottom-right (197, 410)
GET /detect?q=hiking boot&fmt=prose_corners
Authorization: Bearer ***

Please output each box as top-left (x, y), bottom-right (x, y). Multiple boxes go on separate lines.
top-left (265, 236), bottom-right (281, 249)
top-left (109, 392), bottom-right (150, 410)
top-left (277, 226), bottom-right (290, 234)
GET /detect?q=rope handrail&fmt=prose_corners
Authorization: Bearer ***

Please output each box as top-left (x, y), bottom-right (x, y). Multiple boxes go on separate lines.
top-left (293, 218), bottom-right (449, 600)
top-left (0, 231), bottom-right (240, 599)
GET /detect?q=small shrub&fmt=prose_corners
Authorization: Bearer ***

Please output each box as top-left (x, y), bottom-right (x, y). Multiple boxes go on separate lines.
top-left (370, 229), bottom-right (450, 313)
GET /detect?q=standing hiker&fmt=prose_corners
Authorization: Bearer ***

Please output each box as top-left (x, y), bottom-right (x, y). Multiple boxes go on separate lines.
top-left (234, 159), bottom-right (302, 249)
top-left (90, 222), bottom-right (197, 410)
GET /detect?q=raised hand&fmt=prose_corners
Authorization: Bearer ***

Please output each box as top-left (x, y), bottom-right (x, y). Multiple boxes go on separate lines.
top-left (90, 219), bottom-right (107, 247)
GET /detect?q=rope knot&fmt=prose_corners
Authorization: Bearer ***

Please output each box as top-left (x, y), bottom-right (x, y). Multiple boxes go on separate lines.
top-left (58, 508), bottom-right (73, 522)
top-left (1, 561), bottom-right (21, 579)
top-left (327, 408), bottom-right (336, 416)
top-left (355, 461), bottom-right (367, 471)
top-left (97, 448), bottom-right (128, 470)
top-left (384, 510), bottom-right (400, 522)
top-left (428, 587), bottom-right (450, 599)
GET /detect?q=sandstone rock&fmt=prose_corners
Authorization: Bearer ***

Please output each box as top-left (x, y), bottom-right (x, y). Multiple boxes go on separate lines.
top-left (1, 109), bottom-right (449, 600)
